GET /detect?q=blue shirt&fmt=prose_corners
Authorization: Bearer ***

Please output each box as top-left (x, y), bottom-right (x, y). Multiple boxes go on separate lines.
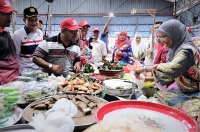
top-left (100, 33), bottom-right (109, 52)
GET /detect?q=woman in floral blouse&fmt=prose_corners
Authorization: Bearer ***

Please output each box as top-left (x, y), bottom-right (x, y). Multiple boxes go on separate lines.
top-left (133, 19), bottom-right (200, 119)
top-left (112, 30), bottom-right (134, 65)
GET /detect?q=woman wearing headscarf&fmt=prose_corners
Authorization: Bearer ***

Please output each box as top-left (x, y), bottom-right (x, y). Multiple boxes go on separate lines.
top-left (131, 34), bottom-right (146, 62)
top-left (153, 33), bottom-right (169, 64)
top-left (112, 30), bottom-right (134, 65)
top-left (133, 19), bottom-right (200, 119)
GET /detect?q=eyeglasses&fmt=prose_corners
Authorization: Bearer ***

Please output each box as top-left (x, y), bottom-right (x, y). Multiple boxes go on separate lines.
top-left (0, 12), bottom-right (13, 17)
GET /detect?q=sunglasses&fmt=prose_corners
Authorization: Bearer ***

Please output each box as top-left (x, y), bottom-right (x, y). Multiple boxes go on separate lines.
top-left (0, 12), bottom-right (13, 17)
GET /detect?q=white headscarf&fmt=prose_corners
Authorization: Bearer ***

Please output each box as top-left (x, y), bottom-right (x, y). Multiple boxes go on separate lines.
top-left (131, 34), bottom-right (145, 60)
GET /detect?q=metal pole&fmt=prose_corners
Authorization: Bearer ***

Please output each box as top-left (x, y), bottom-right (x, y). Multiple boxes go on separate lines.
top-left (45, 2), bottom-right (50, 36)
top-left (152, 16), bottom-right (155, 58)
top-left (11, 0), bottom-right (16, 33)
top-left (146, 9), bottom-right (156, 58)
top-left (48, 3), bottom-right (51, 34)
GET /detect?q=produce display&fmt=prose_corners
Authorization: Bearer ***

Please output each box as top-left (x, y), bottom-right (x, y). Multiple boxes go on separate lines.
top-left (58, 72), bottom-right (102, 94)
top-left (83, 63), bottom-right (94, 73)
top-left (30, 94), bottom-right (102, 116)
top-left (143, 81), bottom-right (155, 88)
top-left (58, 73), bottom-right (101, 94)
top-left (13, 71), bottom-right (58, 105)
top-left (19, 81), bottom-right (57, 104)
top-left (58, 80), bottom-right (101, 94)
top-left (142, 81), bottom-right (157, 98)
top-left (0, 87), bottom-right (19, 120)
top-left (97, 60), bottom-right (122, 70)
top-left (21, 71), bottom-right (48, 82)
top-left (2, 61), bottom-right (158, 130)
top-left (67, 72), bottom-right (97, 82)
top-left (23, 94), bottom-right (108, 128)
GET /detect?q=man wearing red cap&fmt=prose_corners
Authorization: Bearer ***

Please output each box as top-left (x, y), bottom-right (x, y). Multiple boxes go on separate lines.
top-left (78, 20), bottom-right (93, 64)
top-left (0, 0), bottom-right (20, 84)
top-left (12, 6), bottom-right (43, 74)
top-left (91, 27), bottom-right (107, 63)
top-left (33, 18), bottom-right (81, 77)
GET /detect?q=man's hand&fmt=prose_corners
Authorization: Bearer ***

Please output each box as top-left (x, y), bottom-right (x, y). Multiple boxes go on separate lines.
top-left (73, 61), bottom-right (81, 72)
top-left (108, 17), bottom-right (114, 22)
top-left (51, 64), bottom-right (63, 75)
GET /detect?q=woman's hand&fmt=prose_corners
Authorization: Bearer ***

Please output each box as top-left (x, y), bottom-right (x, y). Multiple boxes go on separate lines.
top-left (132, 66), bottom-right (144, 76)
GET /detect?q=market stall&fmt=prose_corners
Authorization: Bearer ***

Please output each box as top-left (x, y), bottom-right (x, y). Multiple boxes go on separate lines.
top-left (0, 61), bottom-right (199, 132)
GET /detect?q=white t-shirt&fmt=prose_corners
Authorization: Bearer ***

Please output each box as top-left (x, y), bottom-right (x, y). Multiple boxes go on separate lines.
top-left (12, 27), bottom-right (43, 73)
top-left (91, 39), bottom-right (107, 63)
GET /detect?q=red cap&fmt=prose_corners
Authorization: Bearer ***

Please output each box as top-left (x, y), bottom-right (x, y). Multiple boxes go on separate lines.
top-left (0, 0), bottom-right (17, 13)
top-left (39, 19), bottom-right (43, 24)
top-left (60, 17), bottom-right (79, 30)
top-left (78, 20), bottom-right (90, 28)
top-left (92, 27), bottom-right (100, 32)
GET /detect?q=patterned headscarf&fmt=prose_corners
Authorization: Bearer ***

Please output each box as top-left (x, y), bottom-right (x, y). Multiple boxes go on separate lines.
top-left (157, 19), bottom-right (199, 62)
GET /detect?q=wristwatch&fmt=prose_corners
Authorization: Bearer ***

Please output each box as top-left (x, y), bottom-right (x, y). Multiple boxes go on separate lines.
top-left (143, 66), bottom-right (147, 72)
top-left (48, 64), bottom-right (53, 69)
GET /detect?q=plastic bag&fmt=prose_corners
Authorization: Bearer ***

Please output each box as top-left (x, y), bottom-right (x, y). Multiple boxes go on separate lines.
top-left (45, 98), bottom-right (77, 118)
top-left (45, 111), bottom-right (75, 132)
top-left (29, 113), bottom-right (46, 132)
top-left (117, 61), bottom-right (127, 67)
top-left (29, 98), bottom-right (77, 132)
top-left (48, 74), bottom-right (65, 86)
top-left (123, 64), bottom-right (132, 73)
top-left (29, 112), bottom-right (75, 132)
top-left (130, 71), bottom-right (145, 89)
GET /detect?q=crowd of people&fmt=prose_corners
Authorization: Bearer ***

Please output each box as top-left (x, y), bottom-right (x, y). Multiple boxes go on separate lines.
top-left (1, 0), bottom-right (200, 120)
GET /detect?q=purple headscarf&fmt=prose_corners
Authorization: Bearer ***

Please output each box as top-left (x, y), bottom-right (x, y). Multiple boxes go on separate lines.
top-left (157, 19), bottom-right (200, 62)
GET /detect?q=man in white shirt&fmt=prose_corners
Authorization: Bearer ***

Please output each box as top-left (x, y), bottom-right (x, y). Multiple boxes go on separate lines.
top-left (90, 27), bottom-right (107, 63)
top-left (12, 6), bottom-right (43, 73)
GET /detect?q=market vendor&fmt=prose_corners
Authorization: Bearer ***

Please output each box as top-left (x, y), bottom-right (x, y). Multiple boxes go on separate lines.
top-left (0, 0), bottom-right (20, 85)
top-left (133, 19), bottom-right (200, 119)
top-left (33, 17), bottom-right (81, 77)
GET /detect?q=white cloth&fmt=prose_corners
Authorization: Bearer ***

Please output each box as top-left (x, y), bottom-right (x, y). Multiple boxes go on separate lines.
top-left (144, 42), bottom-right (154, 65)
top-left (91, 39), bottom-right (107, 63)
top-left (144, 34), bottom-right (155, 66)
